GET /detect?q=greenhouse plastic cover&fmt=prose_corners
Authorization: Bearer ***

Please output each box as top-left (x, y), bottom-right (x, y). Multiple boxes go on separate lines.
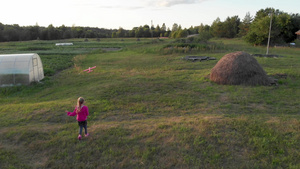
top-left (0, 53), bottom-right (44, 87)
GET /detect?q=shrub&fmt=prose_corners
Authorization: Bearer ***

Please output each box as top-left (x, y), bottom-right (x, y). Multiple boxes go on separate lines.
top-left (43, 68), bottom-right (55, 76)
top-left (188, 32), bottom-right (212, 43)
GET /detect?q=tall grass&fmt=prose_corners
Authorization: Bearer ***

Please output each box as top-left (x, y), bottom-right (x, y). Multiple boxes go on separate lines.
top-left (0, 38), bottom-right (300, 168)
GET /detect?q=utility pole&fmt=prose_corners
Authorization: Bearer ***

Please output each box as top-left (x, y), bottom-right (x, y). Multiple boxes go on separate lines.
top-left (266, 12), bottom-right (273, 55)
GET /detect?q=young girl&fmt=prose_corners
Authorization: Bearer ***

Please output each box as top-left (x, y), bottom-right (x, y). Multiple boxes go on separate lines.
top-left (66, 97), bottom-right (89, 140)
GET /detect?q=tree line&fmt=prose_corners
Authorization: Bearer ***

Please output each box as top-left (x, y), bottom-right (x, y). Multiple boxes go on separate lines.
top-left (0, 23), bottom-right (114, 41)
top-left (0, 8), bottom-right (299, 45)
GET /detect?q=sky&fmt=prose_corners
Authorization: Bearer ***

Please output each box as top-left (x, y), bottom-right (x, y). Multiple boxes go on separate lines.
top-left (1, 0), bottom-right (299, 30)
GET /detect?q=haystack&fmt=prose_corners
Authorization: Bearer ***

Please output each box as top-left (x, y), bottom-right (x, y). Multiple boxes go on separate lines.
top-left (210, 51), bottom-right (271, 85)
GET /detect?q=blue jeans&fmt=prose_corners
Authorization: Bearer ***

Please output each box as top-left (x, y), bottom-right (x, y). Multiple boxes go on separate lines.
top-left (78, 120), bottom-right (87, 135)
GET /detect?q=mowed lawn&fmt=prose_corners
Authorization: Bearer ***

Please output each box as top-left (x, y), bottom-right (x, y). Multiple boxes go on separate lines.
top-left (0, 38), bottom-right (300, 168)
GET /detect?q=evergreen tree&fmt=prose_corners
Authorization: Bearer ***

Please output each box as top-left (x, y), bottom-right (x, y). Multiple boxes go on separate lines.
top-left (172, 23), bottom-right (179, 32)
top-left (210, 17), bottom-right (224, 38)
top-left (238, 12), bottom-right (253, 37)
top-left (154, 25), bottom-right (161, 37)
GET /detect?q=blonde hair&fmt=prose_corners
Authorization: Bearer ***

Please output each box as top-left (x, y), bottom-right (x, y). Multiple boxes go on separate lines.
top-left (76, 97), bottom-right (85, 114)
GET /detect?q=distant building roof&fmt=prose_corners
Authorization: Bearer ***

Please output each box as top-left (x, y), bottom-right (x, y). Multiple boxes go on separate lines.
top-left (187, 34), bottom-right (199, 38)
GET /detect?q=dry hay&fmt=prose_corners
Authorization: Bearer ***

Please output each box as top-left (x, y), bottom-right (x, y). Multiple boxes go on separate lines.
top-left (210, 51), bottom-right (272, 86)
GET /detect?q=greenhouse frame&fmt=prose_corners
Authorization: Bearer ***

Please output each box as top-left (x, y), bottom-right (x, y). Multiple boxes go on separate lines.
top-left (0, 53), bottom-right (44, 87)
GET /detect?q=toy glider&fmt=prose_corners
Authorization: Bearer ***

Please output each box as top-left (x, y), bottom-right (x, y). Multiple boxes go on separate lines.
top-left (83, 66), bottom-right (96, 73)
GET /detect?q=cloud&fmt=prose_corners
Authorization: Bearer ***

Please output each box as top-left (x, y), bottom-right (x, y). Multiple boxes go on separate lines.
top-left (98, 5), bottom-right (120, 9)
top-left (71, 0), bottom-right (145, 10)
top-left (97, 5), bottom-right (144, 10)
top-left (126, 6), bottom-right (144, 10)
top-left (154, 0), bottom-right (207, 7)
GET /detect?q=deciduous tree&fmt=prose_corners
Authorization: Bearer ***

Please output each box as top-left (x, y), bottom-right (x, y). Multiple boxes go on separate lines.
top-left (245, 8), bottom-right (297, 45)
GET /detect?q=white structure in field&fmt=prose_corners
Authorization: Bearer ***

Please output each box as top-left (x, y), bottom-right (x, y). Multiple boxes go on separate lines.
top-left (0, 53), bottom-right (44, 87)
top-left (55, 43), bottom-right (73, 46)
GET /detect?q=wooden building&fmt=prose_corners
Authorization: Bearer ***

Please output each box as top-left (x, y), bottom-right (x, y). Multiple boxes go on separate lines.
top-left (296, 30), bottom-right (300, 39)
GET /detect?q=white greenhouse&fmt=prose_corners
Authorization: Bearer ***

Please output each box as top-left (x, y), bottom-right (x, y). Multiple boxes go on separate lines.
top-left (0, 53), bottom-right (44, 87)
top-left (55, 43), bottom-right (73, 46)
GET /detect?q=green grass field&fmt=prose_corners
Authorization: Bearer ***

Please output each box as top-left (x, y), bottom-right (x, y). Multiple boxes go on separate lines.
top-left (0, 38), bottom-right (300, 168)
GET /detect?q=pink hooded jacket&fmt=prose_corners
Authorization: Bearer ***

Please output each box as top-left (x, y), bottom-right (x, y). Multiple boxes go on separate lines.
top-left (67, 105), bottom-right (89, 122)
